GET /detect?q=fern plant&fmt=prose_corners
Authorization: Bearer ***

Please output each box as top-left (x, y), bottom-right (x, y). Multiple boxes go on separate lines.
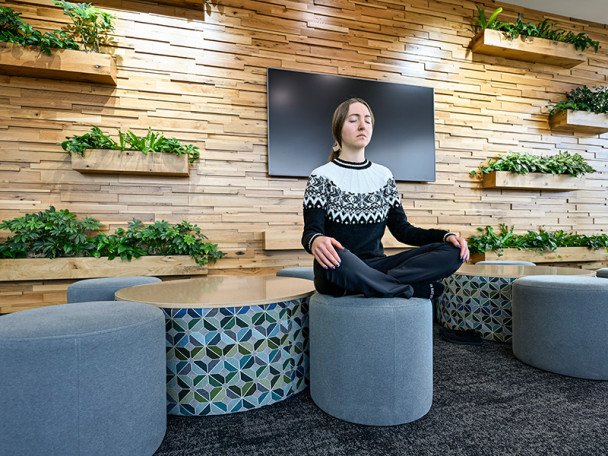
top-left (470, 151), bottom-right (595, 177)
top-left (0, 6), bottom-right (78, 54)
top-left (474, 5), bottom-right (600, 52)
top-left (60, 127), bottom-right (201, 163)
top-left (549, 86), bottom-right (608, 116)
top-left (52, 0), bottom-right (115, 53)
top-left (468, 225), bottom-right (608, 255)
top-left (0, 208), bottom-right (223, 265)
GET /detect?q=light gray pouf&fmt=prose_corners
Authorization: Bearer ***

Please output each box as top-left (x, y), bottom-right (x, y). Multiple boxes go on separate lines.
top-left (0, 301), bottom-right (167, 456)
top-left (276, 266), bottom-right (314, 281)
top-left (476, 260), bottom-right (536, 266)
top-left (512, 275), bottom-right (608, 380)
top-left (67, 276), bottom-right (161, 303)
top-left (309, 293), bottom-right (433, 426)
top-left (596, 268), bottom-right (608, 278)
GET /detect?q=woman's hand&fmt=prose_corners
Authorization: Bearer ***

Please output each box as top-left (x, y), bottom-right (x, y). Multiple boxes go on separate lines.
top-left (445, 234), bottom-right (470, 263)
top-left (311, 236), bottom-right (344, 269)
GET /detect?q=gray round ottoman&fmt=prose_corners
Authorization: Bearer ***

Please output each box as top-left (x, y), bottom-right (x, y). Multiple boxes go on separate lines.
top-left (0, 301), bottom-right (167, 456)
top-left (309, 293), bottom-right (433, 426)
top-left (512, 275), bottom-right (608, 380)
top-left (67, 276), bottom-right (161, 303)
top-left (276, 266), bottom-right (314, 281)
top-left (597, 268), bottom-right (608, 278)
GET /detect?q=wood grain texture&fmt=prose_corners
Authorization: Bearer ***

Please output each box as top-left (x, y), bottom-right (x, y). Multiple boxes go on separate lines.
top-left (481, 171), bottom-right (586, 190)
top-left (0, 41), bottom-right (117, 84)
top-left (1, 0), bottom-right (607, 310)
top-left (71, 149), bottom-right (190, 176)
top-left (471, 29), bottom-right (587, 68)
top-left (549, 110), bottom-right (608, 134)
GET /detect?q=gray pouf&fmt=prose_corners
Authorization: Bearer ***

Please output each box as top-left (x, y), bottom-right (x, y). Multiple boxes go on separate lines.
top-left (276, 266), bottom-right (314, 281)
top-left (512, 276), bottom-right (608, 380)
top-left (0, 301), bottom-right (167, 456)
top-left (477, 260), bottom-right (536, 266)
top-left (67, 276), bottom-right (161, 303)
top-left (309, 293), bottom-right (433, 426)
top-left (596, 268), bottom-right (608, 278)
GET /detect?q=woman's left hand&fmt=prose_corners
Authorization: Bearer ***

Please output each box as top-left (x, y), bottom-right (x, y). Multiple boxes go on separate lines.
top-left (445, 234), bottom-right (470, 263)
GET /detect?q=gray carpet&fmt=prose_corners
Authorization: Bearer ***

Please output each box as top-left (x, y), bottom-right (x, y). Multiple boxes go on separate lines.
top-left (154, 327), bottom-right (608, 455)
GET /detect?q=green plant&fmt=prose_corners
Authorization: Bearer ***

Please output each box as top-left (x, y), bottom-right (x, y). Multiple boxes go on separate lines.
top-left (0, 208), bottom-right (223, 265)
top-left (0, 206), bottom-right (101, 258)
top-left (93, 219), bottom-right (223, 265)
top-left (470, 151), bottom-right (595, 177)
top-left (52, 0), bottom-right (114, 53)
top-left (467, 224), bottom-right (608, 255)
top-left (474, 5), bottom-right (600, 52)
top-left (0, 6), bottom-right (78, 54)
top-left (549, 86), bottom-right (608, 116)
top-left (60, 127), bottom-right (201, 163)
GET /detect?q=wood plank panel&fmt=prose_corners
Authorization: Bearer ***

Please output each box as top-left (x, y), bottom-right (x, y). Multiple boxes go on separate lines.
top-left (1, 0), bottom-right (607, 310)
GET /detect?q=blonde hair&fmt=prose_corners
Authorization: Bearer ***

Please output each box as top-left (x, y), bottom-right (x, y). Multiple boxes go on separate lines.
top-left (328, 98), bottom-right (375, 161)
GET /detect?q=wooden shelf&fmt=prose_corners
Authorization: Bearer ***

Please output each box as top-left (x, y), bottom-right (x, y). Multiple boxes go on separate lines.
top-left (471, 29), bottom-right (586, 68)
top-left (549, 110), bottom-right (608, 134)
top-left (0, 41), bottom-right (117, 85)
top-left (71, 149), bottom-right (190, 176)
top-left (0, 256), bottom-right (207, 282)
top-left (471, 247), bottom-right (608, 264)
top-left (481, 171), bottom-right (585, 191)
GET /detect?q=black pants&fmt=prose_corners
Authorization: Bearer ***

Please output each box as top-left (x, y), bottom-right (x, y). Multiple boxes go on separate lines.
top-left (314, 242), bottom-right (463, 299)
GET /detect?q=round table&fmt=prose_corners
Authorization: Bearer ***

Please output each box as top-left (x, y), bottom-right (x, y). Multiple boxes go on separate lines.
top-left (436, 264), bottom-right (594, 343)
top-left (116, 275), bottom-right (315, 416)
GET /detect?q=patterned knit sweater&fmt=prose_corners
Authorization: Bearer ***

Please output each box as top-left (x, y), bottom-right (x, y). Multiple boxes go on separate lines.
top-left (302, 158), bottom-right (449, 260)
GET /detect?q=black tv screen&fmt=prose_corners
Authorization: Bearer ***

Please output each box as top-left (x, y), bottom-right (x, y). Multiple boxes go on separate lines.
top-left (266, 68), bottom-right (436, 182)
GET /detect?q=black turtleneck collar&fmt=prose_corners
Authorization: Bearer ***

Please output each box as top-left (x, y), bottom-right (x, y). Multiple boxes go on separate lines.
top-left (333, 158), bottom-right (372, 170)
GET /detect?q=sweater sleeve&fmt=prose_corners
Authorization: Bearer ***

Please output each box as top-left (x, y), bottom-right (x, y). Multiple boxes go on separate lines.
top-left (385, 178), bottom-right (448, 246)
top-left (301, 174), bottom-right (327, 254)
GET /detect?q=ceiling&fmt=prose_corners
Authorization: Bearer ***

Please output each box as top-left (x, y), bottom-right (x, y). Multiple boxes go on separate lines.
top-left (497, 0), bottom-right (608, 25)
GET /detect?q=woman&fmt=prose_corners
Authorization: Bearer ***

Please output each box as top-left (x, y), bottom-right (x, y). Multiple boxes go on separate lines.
top-left (301, 98), bottom-right (469, 299)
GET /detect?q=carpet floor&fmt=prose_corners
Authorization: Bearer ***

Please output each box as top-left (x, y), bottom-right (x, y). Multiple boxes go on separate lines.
top-left (154, 327), bottom-right (608, 456)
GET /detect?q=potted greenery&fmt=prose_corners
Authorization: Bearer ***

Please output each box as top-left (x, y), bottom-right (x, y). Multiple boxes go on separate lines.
top-left (548, 86), bottom-right (608, 134)
top-left (0, 2), bottom-right (117, 84)
top-left (0, 206), bottom-right (223, 281)
top-left (60, 126), bottom-right (200, 176)
top-left (471, 6), bottom-right (600, 67)
top-left (468, 224), bottom-right (608, 264)
top-left (470, 151), bottom-right (595, 190)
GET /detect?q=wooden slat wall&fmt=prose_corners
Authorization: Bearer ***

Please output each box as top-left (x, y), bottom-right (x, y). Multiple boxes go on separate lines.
top-left (1, 0), bottom-right (607, 309)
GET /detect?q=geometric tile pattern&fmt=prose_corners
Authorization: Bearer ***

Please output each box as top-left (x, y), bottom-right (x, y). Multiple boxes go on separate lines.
top-left (161, 297), bottom-right (309, 416)
top-left (436, 274), bottom-right (515, 343)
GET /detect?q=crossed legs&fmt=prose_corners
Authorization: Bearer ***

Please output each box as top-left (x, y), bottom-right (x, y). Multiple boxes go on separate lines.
top-left (314, 242), bottom-right (463, 299)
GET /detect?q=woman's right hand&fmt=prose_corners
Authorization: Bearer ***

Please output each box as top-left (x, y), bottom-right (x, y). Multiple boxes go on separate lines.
top-left (311, 236), bottom-right (344, 269)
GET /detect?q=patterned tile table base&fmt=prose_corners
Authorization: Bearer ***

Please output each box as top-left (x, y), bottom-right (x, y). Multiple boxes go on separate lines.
top-left (437, 274), bottom-right (514, 343)
top-left (162, 298), bottom-right (309, 416)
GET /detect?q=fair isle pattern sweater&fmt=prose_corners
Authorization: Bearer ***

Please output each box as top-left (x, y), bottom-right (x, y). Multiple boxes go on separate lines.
top-left (302, 158), bottom-right (449, 260)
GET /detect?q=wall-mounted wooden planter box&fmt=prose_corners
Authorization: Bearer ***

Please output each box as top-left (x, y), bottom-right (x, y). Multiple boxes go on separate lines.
top-left (0, 41), bottom-right (117, 85)
top-left (471, 247), bottom-right (608, 265)
top-left (549, 110), bottom-right (608, 134)
top-left (481, 171), bottom-right (585, 191)
top-left (0, 255), bottom-right (207, 282)
top-left (471, 29), bottom-right (586, 68)
top-left (71, 149), bottom-right (190, 176)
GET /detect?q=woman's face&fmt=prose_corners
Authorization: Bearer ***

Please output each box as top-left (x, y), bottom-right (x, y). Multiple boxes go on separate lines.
top-left (340, 102), bottom-right (373, 152)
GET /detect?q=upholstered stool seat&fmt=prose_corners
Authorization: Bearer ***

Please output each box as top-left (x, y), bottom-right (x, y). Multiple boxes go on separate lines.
top-left (67, 275), bottom-right (161, 303)
top-left (309, 293), bottom-right (433, 426)
top-left (512, 275), bottom-right (608, 380)
top-left (0, 301), bottom-right (167, 456)
top-left (596, 268), bottom-right (608, 278)
top-left (276, 266), bottom-right (314, 281)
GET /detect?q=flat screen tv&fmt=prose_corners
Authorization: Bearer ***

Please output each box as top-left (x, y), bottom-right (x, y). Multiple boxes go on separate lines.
top-left (266, 68), bottom-right (436, 182)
